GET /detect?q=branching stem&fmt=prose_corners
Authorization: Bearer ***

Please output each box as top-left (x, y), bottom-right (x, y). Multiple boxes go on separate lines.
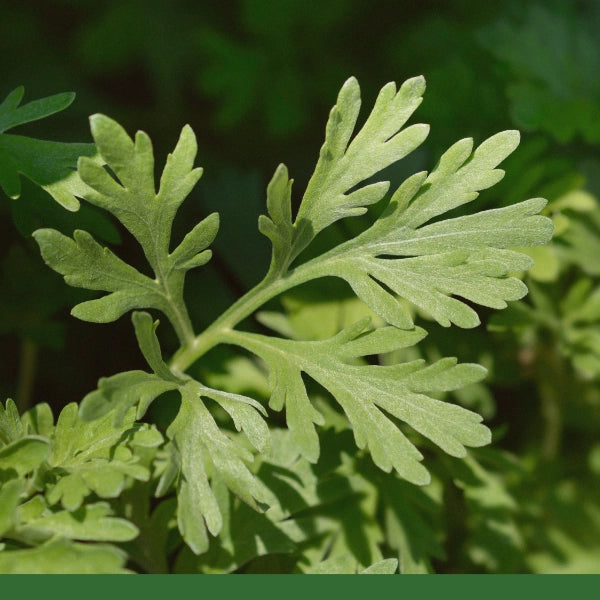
top-left (168, 259), bottom-right (323, 373)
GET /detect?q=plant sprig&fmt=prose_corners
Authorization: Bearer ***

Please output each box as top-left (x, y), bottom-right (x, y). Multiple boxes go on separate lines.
top-left (32, 75), bottom-right (554, 554)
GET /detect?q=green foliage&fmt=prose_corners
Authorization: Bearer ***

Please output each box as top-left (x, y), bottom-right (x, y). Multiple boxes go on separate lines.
top-left (34, 116), bottom-right (217, 345)
top-left (3, 0), bottom-right (600, 576)
top-left (489, 191), bottom-right (600, 379)
top-left (479, 3), bottom-right (600, 144)
top-left (224, 322), bottom-right (488, 484)
top-left (0, 398), bottom-right (160, 573)
top-left (1, 73), bottom-right (552, 573)
top-left (0, 87), bottom-right (98, 211)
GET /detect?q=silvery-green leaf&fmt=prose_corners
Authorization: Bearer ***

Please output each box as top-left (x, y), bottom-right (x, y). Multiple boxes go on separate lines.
top-left (0, 479), bottom-right (24, 537)
top-left (34, 115), bottom-right (217, 345)
top-left (0, 436), bottom-right (49, 476)
top-left (224, 321), bottom-right (488, 485)
top-left (16, 501), bottom-right (138, 543)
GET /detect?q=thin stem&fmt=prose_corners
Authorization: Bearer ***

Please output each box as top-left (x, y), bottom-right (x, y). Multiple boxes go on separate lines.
top-left (163, 290), bottom-right (195, 346)
top-left (536, 335), bottom-right (565, 462)
top-left (168, 259), bottom-right (323, 373)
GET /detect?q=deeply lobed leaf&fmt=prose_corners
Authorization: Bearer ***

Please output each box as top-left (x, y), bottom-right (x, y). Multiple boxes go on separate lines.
top-left (34, 115), bottom-right (218, 344)
top-left (23, 75), bottom-right (556, 563)
top-left (223, 320), bottom-right (489, 485)
top-left (81, 312), bottom-right (272, 554)
top-left (286, 156), bottom-right (552, 329)
top-left (260, 76), bottom-right (429, 273)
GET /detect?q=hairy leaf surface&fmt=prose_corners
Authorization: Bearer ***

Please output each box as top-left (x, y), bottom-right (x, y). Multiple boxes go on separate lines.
top-left (25, 75), bottom-right (556, 564)
top-left (80, 312), bottom-right (272, 554)
top-left (257, 78), bottom-right (552, 332)
top-left (0, 399), bottom-right (159, 513)
top-left (15, 500), bottom-right (139, 544)
top-left (45, 403), bottom-right (160, 511)
top-left (34, 115), bottom-right (218, 344)
top-left (260, 76), bottom-right (429, 272)
top-left (223, 319), bottom-right (489, 484)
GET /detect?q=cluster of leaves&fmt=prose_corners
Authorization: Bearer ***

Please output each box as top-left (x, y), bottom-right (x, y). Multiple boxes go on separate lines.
top-left (0, 70), bottom-right (556, 574)
top-left (0, 398), bottom-right (160, 573)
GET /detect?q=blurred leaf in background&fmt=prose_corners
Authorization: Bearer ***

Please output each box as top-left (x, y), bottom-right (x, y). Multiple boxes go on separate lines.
top-left (478, 1), bottom-right (600, 145)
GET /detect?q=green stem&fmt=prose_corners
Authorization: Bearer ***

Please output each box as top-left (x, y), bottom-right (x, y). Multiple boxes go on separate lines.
top-left (536, 336), bottom-right (565, 462)
top-left (168, 260), bottom-right (321, 373)
top-left (162, 289), bottom-right (195, 346)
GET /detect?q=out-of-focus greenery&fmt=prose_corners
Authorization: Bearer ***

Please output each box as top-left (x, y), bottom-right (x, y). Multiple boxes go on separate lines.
top-left (1, 0), bottom-right (599, 573)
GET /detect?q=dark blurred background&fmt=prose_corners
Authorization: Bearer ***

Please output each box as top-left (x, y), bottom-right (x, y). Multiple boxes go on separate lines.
top-left (1, 0), bottom-right (599, 416)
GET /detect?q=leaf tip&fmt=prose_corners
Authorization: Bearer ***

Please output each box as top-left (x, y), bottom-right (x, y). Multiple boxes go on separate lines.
top-left (88, 113), bottom-right (124, 141)
top-left (338, 76), bottom-right (361, 103)
top-left (403, 74), bottom-right (426, 95)
top-left (342, 75), bottom-right (359, 89)
top-left (62, 91), bottom-right (76, 108)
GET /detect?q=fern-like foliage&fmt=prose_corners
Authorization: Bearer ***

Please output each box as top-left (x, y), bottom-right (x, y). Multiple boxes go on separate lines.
top-left (33, 76), bottom-right (554, 555)
top-left (78, 311), bottom-right (273, 554)
top-left (223, 321), bottom-right (487, 484)
top-left (0, 398), bottom-right (160, 573)
top-left (260, 77), bottom-right (429, 273)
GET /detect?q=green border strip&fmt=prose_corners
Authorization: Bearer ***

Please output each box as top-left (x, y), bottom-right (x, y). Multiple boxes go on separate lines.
top-left (2, 574), bottom-right (597, 600)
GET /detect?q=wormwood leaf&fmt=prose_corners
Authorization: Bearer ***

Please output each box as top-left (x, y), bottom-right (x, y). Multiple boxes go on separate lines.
top-left (300, 77), bottom-right (427, 232)
top-left (258, 163), bottom-right (294, 274)
top-left (0, 399), bottom-right (158, 515)
top-left (45, 403), bottom-right (160, 511)
top-left (290, 135), bottom-right (553, 329)
top-left (224, 320), bottom-right (489, 485)
top-left (0, 480), bottom-right (24, 537)
top-left (0, 400), bottom-right (51, 476)
top-left (80, 370), bottom-right (179, 424)
top-left (81, 312), bottom-right (272, 554)
top-left (168, 386), bottom-right (271, 555)
top-left (15, 501), bottom-right (139, 544)
top-left (260, 76), bottom-right (430, 272)
top-left (33, 115), bottom-right (218, 344)
top-left (0, 399), bottom-right (24, 445)
top-left (0, 403), bottom-right (146, 571)
top-left (20, 403), bottom-right (54, 438)
top-left (256, 78), bottom-right (552, 330)
top-left (32, 228), bottom-right (166, 323)
top-left (0, 86), bottom-right (99, 211)
top-left (21, 75), bottom-right (555, 568)
top-left (0, 87), bottom-right (74, 132)
top-left (0, 437), bottom-right (50, 477)
top-left (190, 427), bottom-right (377, 573)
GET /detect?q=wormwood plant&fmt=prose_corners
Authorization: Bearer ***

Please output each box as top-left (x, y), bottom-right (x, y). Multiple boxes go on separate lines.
top-left (0, 77), bottom-right (553, 573)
